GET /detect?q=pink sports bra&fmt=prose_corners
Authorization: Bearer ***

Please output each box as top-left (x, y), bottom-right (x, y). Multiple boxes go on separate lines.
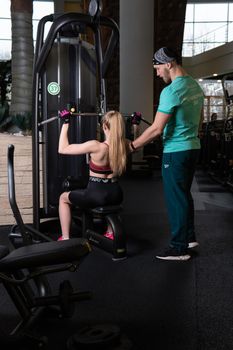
top-left (89, 160), bottom-right (113, 174)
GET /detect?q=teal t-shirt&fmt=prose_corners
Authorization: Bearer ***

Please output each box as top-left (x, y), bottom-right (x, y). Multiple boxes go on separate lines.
top-left (157, 76), bottom-right (204, 153)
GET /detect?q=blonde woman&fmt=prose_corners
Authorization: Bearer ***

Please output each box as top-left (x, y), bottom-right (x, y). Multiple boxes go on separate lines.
top-left (58, 110), bottom-right (129, 241)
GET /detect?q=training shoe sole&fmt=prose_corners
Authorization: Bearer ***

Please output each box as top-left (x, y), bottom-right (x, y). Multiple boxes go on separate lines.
top-left (156, 254), bottom-right (191, 261)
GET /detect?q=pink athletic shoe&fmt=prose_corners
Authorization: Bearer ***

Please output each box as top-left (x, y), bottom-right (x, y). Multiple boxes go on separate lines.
top-left (58, 236), bottom-right (69, 241)
top-left (103, 232), bottom-right (114, 240)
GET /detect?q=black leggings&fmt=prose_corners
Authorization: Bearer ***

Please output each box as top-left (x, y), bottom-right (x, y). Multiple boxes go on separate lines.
top-left (68, 177), bottom-right (123, 209)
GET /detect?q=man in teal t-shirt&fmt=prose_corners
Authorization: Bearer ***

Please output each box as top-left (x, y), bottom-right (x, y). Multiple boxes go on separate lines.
top-left (130, 47), bottom-right (204, 261)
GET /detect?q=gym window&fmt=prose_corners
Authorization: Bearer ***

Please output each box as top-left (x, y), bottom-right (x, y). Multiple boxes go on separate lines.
top-left (0, 0), bottom-right (54, 60)
top-left (183, 2), bottom-right (233, 57)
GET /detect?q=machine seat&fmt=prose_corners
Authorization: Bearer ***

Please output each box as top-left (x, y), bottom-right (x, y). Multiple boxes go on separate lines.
top-left (0, 238), bottom-right (90, 272)
top-left (90, 205), bottom-right (122, 215)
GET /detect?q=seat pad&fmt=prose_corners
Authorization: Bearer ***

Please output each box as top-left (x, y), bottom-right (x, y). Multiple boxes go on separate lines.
top-left (0, 238), bottom-right (90, 271)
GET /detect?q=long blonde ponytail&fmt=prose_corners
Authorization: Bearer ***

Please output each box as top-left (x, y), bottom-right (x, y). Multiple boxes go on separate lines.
top-left (102, 111), bottom-right (127, 176)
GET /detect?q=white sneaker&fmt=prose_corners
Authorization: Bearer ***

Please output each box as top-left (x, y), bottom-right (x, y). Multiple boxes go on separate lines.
top-left (155, 247), bottom-right (191, 261)
top-left (188, 241), bottom-right (199, 249)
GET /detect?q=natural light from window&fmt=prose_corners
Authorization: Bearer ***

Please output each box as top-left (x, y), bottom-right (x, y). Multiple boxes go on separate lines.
top-left (0, 0), bottom-right (54, 60)
top-left (183, 2), bottom-right (233, 57)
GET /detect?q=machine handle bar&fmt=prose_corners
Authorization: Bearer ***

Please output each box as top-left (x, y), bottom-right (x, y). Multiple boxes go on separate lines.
top-left (38, 113), bottom-right (152, 127)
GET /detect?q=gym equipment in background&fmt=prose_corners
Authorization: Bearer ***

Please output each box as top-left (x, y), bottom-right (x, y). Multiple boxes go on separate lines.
top-left (199, 74), bottom-right (233, 191)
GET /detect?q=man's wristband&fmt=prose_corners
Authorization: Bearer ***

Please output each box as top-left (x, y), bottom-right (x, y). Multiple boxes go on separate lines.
top-left (131, 141), bottom-right (136, 151)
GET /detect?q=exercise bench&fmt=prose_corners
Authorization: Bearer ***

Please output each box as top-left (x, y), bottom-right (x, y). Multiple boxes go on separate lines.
top-left (0, 144), bottom-right (92, 347)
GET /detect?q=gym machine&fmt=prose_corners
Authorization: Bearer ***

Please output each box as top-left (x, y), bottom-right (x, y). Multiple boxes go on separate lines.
top-left (199, 74), bottom-right (233, 190)
top-left (222, 74), bottom-right (233, 189)
top-left (29, 1), bottom-right (129, 260)
top-left (32, 4), bottom-right (119, 226)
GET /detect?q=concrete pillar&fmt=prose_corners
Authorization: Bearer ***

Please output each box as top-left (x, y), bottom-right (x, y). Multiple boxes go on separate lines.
top-left (120, 0), bottom-right (154, 123)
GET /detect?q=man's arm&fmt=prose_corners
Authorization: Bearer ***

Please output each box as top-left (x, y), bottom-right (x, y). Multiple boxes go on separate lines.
top-left (131, 111), bottom-right (171, 150)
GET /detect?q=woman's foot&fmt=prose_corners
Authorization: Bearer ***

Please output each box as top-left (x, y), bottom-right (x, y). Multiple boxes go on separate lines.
top-left (103, 231), bottom-right (114, 240)
top-left (57, 235), bottom-right (69, 241)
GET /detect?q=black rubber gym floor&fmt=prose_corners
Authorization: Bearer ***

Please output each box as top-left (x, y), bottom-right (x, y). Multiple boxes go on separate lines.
top-left (0, 169), bottom-right (233, 349)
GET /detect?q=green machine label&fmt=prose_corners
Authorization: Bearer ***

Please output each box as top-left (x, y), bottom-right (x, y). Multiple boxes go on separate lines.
top-left (47, 82), bottom-right (60, 95)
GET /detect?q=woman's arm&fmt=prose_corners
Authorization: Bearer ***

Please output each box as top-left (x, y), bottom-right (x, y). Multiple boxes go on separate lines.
top-left (58, 123), bottom-right (100, 155)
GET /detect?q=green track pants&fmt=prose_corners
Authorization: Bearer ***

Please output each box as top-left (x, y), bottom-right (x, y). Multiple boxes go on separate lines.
top-left (162, 149), bottom-right (199, 252)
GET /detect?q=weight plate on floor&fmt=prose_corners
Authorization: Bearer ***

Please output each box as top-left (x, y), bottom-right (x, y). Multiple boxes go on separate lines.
top-left (69, 324), bottom-right (121, 348)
